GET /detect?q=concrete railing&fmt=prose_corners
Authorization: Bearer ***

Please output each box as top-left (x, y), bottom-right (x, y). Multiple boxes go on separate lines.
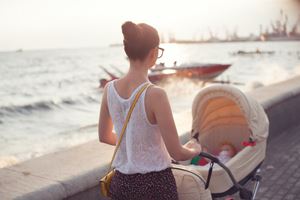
top-left (248, 76), bottom-right (300, 139)
top-left (1, 76), bottom-right (300, 200)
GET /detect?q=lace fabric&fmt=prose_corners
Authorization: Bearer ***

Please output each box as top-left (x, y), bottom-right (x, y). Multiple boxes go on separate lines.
top-left (107, 80), bottom-right (171, 174)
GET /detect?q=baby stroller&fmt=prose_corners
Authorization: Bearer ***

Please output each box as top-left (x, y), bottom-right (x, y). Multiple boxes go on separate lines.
top-left (172, 84), bottom-right (269, 200)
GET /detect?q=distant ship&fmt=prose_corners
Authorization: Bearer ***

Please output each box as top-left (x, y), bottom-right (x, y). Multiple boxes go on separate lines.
top-left (169, 10), bottom-right (300, 44)
top-left (259, 10), bottom-right (300, 42)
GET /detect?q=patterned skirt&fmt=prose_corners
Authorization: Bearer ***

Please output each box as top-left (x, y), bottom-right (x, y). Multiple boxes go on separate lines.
top-left (109, 167), bottom-right (178, 200)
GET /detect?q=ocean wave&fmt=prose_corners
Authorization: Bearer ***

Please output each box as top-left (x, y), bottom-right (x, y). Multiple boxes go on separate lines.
top-left (57, 123), bottom-right (97, 136)
top-left (0, 156), bottom-right (19, 168)
top-left (61, 98), bottom-right (77, 105)
top-left (0, 98), bottom-right (78, 117)
top-left (84, 95), bottom-right (99, 103)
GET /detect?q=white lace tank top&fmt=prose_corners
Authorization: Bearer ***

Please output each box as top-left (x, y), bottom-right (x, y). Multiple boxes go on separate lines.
top-left (107, 80), bottom-right (171, 174)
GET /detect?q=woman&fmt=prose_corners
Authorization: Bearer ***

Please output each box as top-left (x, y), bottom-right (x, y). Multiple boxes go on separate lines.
top-left (98, 21), bottom-right (201, 200)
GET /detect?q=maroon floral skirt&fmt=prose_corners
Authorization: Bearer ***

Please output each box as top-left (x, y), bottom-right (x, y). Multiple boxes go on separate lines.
top-left (109, 167), bottom-right (178, 200)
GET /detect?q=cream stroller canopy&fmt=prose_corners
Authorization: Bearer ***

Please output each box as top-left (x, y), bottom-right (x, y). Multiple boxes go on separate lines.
top-left (179, 84), bottom-right (270, 200)
top-left (192, 84), bottom-right (269, 146)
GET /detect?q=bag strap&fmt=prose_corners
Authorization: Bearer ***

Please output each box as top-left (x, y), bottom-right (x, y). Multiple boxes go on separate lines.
top-left (108, 82), bottom-right (150, 170)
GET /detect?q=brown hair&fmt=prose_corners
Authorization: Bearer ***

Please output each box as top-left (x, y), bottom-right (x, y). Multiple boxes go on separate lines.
top-left (121, 21), bottom-right (159, 61)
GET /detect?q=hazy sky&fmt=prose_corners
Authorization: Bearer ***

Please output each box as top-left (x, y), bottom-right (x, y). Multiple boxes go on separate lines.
top-left (0, 0), bottom-right (299, 50)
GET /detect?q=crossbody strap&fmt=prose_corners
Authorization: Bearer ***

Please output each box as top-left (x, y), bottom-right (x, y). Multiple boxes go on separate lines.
top-left (108, 82), bottom-right (150, 170)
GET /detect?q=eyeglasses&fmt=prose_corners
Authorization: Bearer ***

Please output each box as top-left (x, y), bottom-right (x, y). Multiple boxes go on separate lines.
top-left (158, 47), bottom-right (164, 58)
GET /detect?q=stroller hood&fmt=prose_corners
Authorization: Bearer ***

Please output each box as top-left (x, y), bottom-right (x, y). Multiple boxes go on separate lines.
top-left (192, 84), bottom-right (269, 142)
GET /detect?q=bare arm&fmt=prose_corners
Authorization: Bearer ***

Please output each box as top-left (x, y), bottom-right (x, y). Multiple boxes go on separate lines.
top-left (150, 87), bottom-right (201, 161)
top-left (98, 84), bottom-right (117, 145)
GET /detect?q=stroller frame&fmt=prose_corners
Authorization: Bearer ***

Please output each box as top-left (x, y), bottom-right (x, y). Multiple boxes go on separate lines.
top-left (199, 152), bottom-right (262, 200)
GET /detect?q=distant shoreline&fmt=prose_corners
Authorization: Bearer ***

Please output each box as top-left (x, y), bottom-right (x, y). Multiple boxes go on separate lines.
top-left (1, 40), bottom-right (300, 53)
top-left (167, 39), bottom-right (300, 44)
top-left (109, 40), bottom-right (300, 47)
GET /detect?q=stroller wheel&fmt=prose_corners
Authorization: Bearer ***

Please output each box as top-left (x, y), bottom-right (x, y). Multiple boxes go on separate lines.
top-left (239, 188), bottom-right (253, 200)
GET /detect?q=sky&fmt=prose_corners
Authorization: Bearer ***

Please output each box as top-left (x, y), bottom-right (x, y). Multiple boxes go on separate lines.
top-left (0, 0), bottom-right (299, 51)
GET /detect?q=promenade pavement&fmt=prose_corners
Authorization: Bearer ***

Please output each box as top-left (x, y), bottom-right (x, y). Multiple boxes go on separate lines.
top-left (256, 124), bottom-right (300, 200)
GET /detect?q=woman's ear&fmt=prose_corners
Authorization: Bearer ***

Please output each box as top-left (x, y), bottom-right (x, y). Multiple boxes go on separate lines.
top-left (150, 48), bottom-right (157, 59)
top-left (147, 48), bottom-right (157, 67)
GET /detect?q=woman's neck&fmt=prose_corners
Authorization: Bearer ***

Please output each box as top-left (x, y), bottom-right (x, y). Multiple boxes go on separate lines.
top-left (125, 61), bottom-right (150, 84)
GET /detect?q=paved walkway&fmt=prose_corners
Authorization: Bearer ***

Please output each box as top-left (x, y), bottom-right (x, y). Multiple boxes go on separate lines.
top-left (256, 125), bottom-right (300, 200)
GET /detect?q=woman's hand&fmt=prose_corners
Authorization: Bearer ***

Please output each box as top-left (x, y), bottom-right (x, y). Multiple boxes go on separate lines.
top-left (183, 139), bottom-right (202, 157)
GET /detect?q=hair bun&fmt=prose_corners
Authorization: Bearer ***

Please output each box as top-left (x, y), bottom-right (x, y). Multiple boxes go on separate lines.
top-left (121, 21), bottom-right (159, 60)
top-left (122, 21), bottom-right (141, 44)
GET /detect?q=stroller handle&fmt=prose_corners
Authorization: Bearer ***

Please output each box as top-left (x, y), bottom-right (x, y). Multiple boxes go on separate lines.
top-left (199, 152), bottom-right (219, 163)
top-left (199, 152), bottom-right (255, 200)
top-left (199, 152), bottom-right (240, 188)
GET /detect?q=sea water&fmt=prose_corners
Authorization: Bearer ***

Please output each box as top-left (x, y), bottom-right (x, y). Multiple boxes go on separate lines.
top-left (0, 41), bottom-right (300, 168)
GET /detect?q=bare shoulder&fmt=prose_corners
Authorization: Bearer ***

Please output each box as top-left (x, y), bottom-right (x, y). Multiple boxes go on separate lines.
top-left (146, 84), bottom-right (169, 111)
top-left (101, 81), bottom-right (111, 103)
top-left (147, 84), bottom-right (168, 100)
top-left (103, 83), bottom-right (109, 96)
